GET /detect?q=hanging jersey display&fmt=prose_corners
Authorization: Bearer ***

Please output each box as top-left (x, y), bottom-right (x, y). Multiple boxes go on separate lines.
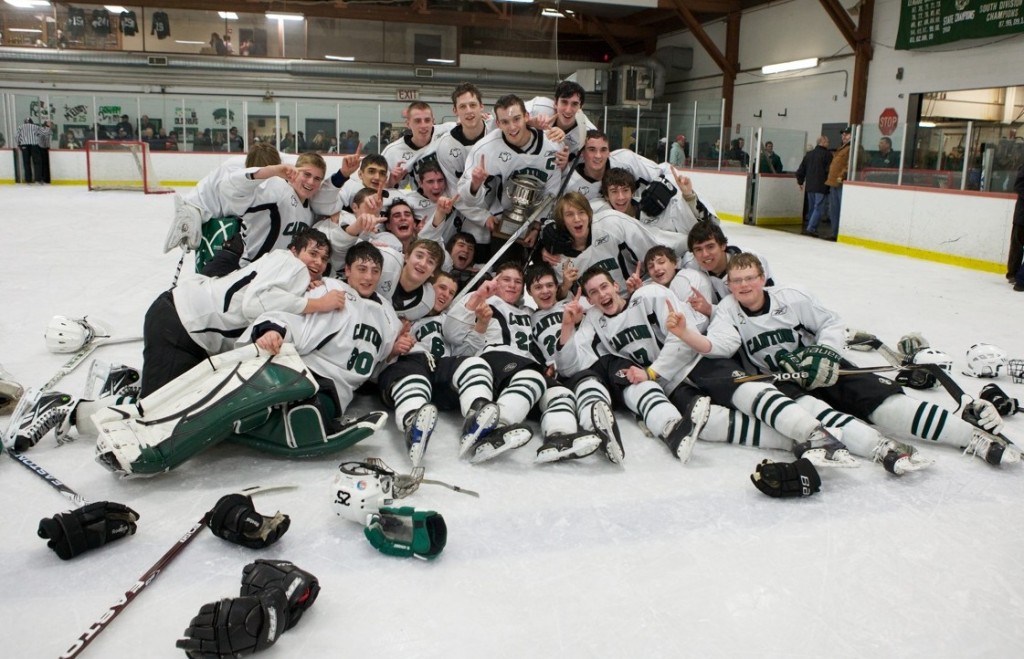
top-left (66, 7), bottom-right (86, 37)
top-left (120, 10), bottom-right (138, 37)
top-left (91, 9), bottom-right (111, 35)
top-left (151, 11), bottom-right (171, 39)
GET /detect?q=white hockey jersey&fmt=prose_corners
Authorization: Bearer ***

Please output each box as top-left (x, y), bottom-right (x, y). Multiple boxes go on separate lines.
top-left (244, 279), bottom-right (400, 412)
top-left (173, 249), bottom-right (310, 355)
top-left (444, 295), bottom-right (539, 363)
top-left (182, 155), bottom-right (246, 220)
top-left (311, 174), bottom-right (398, 217)
top-left (435, 125), bottom-right (493, 244)
top-left (555, 286), bottom-right (702, 392)
top-left (704, 285), bottom-right (847, 374)
top-left (219, 169), bottom-right (314, 266)
top-left (562, 149), bottom-right (662, 201)
top-left (456, 127), bottom-right (563, 221)
top-left (531, 302), bottom-right (565, 367)
top-left (524, 96), bottom-right (595, 157)
top-left (381, 131), bottom-right (444, 191)
top-left (683, 247), bottom-right (774, 304)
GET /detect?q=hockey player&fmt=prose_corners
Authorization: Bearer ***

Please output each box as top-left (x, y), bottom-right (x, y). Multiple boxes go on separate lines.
top-left (312, 152), bottom-right (393, 217)
top-left (631, 246), bottom-right (715, 330)
top-left (435, 83), bottom-right (494, 257)
top-left (381, 101), bottom-right (447, 190)
top-left (456, 94), bottom-right (568, 251)
top-left (525, 80), bottom-right (595, 158)
top-left (684, 253), bottom-right (1020, 466)
top-left (684, 221), bottom-right (775, 316)
top-left (540, 192), bottom-right (677, 296)
top-left (387, 238), bottom-right (443, 321)
top-left (378, 271), bottom-right (497, 466)
top-left (218, 153), bottom-right (328, 271)
top-left (525, 264), bottom-right (604, 463)
top-left (409, 160), bottom-right (463, 248)
top-left (92, 243), bottom-right (399, 477)
top-left (140, 228), bottom-right (344, 397)
top-left (598, 165), bottom-right (717, 240)
top-left (442, 263), bottom-right (549, 463)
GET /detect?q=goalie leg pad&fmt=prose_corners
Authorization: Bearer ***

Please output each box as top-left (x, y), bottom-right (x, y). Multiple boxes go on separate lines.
top-left (750, 458), bottom-right (821, 498)
top-left (208, 493), bottom-right (290, 549)
top-left (195, 217), bottom-right (239, 271)
top-left (95, 346), bottom-right (317, 477)
top-left (37, 501), bottom-right (140, 560)
top-left (241, 559), bottom-right (320, 631)
top-left (228, 406), bottom-right (387, 458)
top-left (364, 506), bottom-right (447, 559)
top-left (176, 588), bottom-right (288, 659)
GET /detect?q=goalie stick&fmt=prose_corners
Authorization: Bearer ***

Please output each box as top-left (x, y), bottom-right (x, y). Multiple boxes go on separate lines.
top-left (57, 484), bottom-right (293, 659)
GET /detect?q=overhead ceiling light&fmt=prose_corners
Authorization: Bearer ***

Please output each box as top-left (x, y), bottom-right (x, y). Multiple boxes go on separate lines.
top-left (266, 12), bottom-right (304, 21)
top-left (918, 121), bottom-right (937, 128)
top-left (104, 5), bottom-right (127, 13)
top-left (4, 0), bottom-right (51, 8)
top-left (541, 8), bottom-right (565, 18)
top-left (9, 27), bottom-right (43, 32)
top-left (218, 11), bottom-right (238, 20)
top-left (325, 55), bottom-right (355, 61)
top-left (761, 57), bottom-right (819, 75)
top-left (175, 40), bottom-right (207, 45)
top-left (427, 58), bottom-right (455, 64)
top-left (497, 0), bottom-right (534, 3)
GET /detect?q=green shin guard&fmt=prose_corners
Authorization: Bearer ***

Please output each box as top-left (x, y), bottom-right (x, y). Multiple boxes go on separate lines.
top-left (95, 345), bottom-right (317, 477)
top-left (195, 217), bottom-right (239, 272)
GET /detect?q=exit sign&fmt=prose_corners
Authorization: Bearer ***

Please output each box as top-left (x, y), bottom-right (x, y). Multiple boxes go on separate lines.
top-left (397, 89), bottom-right (420, 101)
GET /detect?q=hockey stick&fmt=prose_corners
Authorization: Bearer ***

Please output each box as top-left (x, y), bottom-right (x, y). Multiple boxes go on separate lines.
top-left (58, 513), bottom-right (208, 659)
top-left (57, 484), bottom-right (293, 659)
top-left (732, 364), bottom-right (905, 383)
top-left (452, 193), bottom-right (557, 305)
top-left (5, 448), bottom-right (88, 507)
top-left (41, 335), bottom-right (144, 392)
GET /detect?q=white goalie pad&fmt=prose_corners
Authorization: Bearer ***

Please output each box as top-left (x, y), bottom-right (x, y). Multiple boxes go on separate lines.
top-left (94, 344), bottom-right (317, 477)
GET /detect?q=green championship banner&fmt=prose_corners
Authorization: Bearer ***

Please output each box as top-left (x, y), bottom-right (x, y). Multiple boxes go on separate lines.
top-left (896, 0), bottom-right (1024, 49)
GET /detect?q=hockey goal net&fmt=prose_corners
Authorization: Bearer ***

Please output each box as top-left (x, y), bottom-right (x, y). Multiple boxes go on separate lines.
top-left (86, 140), bottom-right (174, 194)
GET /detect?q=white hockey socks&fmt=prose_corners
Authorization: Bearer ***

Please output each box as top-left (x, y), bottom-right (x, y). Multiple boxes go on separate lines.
top-left (574, 377), bottom-right (612, 431)
top-left (732, 383), bottom-right (820, 442)
top-left (540, 386), bottom-right (578, 438)
top-left (869, 395), bottom-right (971, 448)
top-left (623, 381), bottom-right (680, 438)
top-left (699, 404), bottom-right (795, 450)
top-left (391, 375), bottom-right (431, 430)
top-left (453, 357), bottom-right (493, 418)
top-left (496, 370), bottom-right (545, 425)
top-left (795, 395), bottom-right (884, 458)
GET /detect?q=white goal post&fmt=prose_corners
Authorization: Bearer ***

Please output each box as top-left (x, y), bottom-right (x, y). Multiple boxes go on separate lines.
top-left (85, 140), bottom-right (174, 194)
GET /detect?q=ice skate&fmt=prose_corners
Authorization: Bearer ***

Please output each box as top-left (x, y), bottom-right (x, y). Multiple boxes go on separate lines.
top-left (3, 388), bottom-right (75, 452)
top-left (0, 363), bottom-right (25, 415)
top-left (962, 430), bottom-right (1021, 466)
top-left (468, 424), bottom-right (534, 464)
top-left (459, 400), bottom-right (500, 458)
top-left (661, 395), bottom-right (711, 464)
top-left (84, 359), bottom-right (141, 400)
top-left (793, 426), bottom-right (858, 468)
top-left (872, 438), bottom-right (933, 476)
top-left (404, 403), bottom-right (438, 468)
top-left (535, 430), bottom-right (602, 464)
top-left (591, 400), bottom-right (624, 464)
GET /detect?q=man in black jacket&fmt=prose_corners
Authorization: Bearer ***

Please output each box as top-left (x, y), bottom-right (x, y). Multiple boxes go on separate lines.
top-left (795, 136), bottom-right (833, 237)
top-left (1008, 163), bottom-right (1024, 292)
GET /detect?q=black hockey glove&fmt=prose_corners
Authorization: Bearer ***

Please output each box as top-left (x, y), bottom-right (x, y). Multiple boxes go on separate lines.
top-left (241, 559), bottom-right (320, 630)
top-left (979, 383), bottom-right (1019, 417)
top-left (539, 222), bottom-right (576, 257)
top-left (37, 501), bottom-right (139, 560)
top-left (750, 458), bottom-right (821, 498)
top-left (176, 588), bottom-right (288, 659)
top-left (207, 494), bottom-right (290, 549)
top-left (894, 367), bottom-right (937, 390)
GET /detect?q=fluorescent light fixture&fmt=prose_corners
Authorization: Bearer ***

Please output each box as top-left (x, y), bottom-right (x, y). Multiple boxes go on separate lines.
top-left (218, 11), bottom-right (238, 20)
top-left (9, 27), bottom-right (43, 32)
top-left (761, 57), bottom-right (819, 75)
top-left (176, 40), bottom-right (207, 45)
top-left (541, 8), bottom-right (565, 17)
top-left (4, 0), bottom-right (51, 8)
top-left (918, 121), bottom-right (937, 128)
top-left (266, 12), bottom-right (304, 21)
top-left (325, 55), bottom-right (355, 62)
top-left (427, 58), bottom-right (455, 64)
top-left (497, 0), bottom-right (534, 3)
top-left (104, 5), bottom-right (127, 12)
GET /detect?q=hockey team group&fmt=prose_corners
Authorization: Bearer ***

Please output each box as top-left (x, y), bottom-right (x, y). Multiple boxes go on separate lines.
top-left (2, 80), bottom-right (1023, 657)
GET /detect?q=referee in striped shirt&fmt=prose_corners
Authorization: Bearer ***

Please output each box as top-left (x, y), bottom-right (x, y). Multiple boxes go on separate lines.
top-left (16, 118), bottom-right (40, 184)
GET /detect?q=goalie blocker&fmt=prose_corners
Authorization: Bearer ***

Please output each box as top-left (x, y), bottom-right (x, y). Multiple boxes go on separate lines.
top-left (94, 345), bottom-right (385, 477)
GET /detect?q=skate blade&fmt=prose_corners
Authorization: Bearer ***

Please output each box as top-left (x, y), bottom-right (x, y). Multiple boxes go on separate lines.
top-left (535, 433), bottom-right (602, 464)
top-left (591, 402), bottom-right (624, 464)
top-left (890, 454), bottom-right (935, 475)
top-left (469, 427), bottom-right (533, 465)
top-left (459, 403), bottom-right (499, 458)
top-left (408, 406), bottom-right (438, 469)
top-left (677, 397), bottom-right (712, 465)
top-left (802, 448), bottom-right (860, 468)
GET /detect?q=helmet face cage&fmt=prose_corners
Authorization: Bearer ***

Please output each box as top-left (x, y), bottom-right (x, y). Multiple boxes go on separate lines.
top-left (1008, 359), bottom-right (1024, 384)
top-left (909, 348), bottom-right (954, 373)
top-left (963, 343), bottom-right (1008, 378)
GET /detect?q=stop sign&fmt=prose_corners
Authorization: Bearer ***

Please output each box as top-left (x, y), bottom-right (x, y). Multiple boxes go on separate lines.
top-left (879, 107), bottom-right (899, 136)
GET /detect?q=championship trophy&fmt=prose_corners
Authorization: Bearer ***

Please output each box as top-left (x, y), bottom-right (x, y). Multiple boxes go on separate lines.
top-left (496, 174), bottom-right (546, 239)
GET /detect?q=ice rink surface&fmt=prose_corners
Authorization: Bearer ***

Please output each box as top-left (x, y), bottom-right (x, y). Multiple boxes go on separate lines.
top-left (1, 185), bottom-right (1023, 658)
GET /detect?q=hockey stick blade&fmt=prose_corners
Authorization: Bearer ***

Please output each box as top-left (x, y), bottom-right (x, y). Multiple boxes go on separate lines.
top-left (5, 448), bottom-right (89, 507)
